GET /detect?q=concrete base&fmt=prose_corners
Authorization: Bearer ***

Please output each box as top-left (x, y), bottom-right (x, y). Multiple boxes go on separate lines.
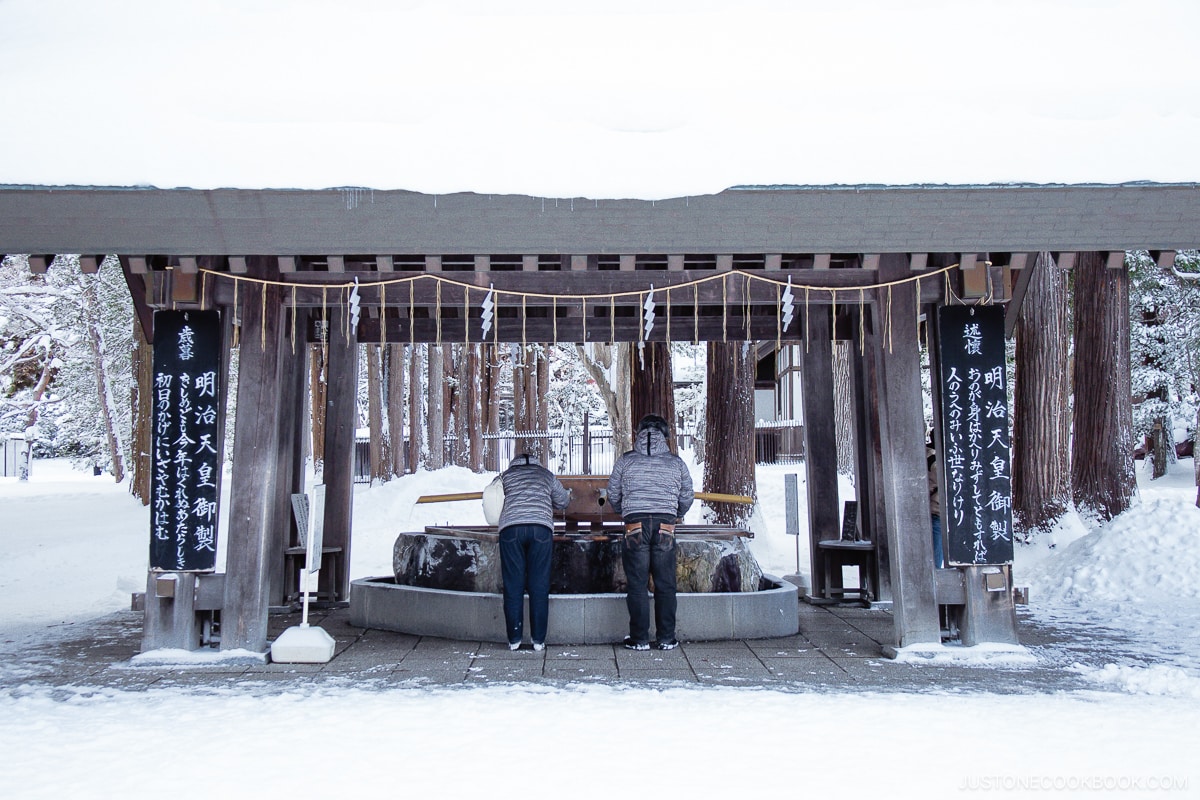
top-left (349, 574), bottom-right (800, 644)
top-left (270, 623), bottom-right (337, 663)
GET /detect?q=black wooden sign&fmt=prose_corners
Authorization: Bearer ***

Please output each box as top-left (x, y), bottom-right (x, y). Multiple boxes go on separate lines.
top-left (150, 310), bottom-right (222, 571)
top-left (937, 305), bottom-right (1014, 565)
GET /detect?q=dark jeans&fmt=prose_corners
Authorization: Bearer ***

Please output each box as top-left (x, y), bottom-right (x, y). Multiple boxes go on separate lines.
top-left (499, 524), bottom-right (554, 645)
top-left (622, 514), bottom-right (678, 644)
top-left (931, 514), bottom-right (944, 568)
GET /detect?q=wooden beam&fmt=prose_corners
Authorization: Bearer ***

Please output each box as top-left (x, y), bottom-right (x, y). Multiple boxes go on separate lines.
top-left (475, 255), bottom-right (490, 271)
top-left (278, 256), bottom-right (297, 273)
top-left (813, 253), bottom-right (831, 270)
top-left (862, 254), bottom-right (880, 271)
top-left (177, 256), bottom-right (198, 274)
top-left (425, 255), bottom-right (442, 272)
top-left (28, 255), bottom-right (49, 273)
top-left (1155, 250), bottom-right (1177, 269)
top-left (523, 255), bottom-right (538, 271)
top-left (668, 254), bottom-right (685, 271)
top-left (908, 253), bottom-right (927, 271)
top-left (571, 255), bottom-right (588, 271)
top-left (1056, 252), bottom-right (1076, 271)
top-left (1008, 252), bottom-right (1030, 270)
top-left (229, 256), bottom-right (248, 274)
top-left (375, 255), bottom-right (393, 272)
top-left (765, 254), bottom-right (782, 271)
top-left (1005, 252), bottom-right (1040, 338)
top-left (327, 255), bottom-right (345, 273)
top-left (1106, 250), bottom-right (1126, 270)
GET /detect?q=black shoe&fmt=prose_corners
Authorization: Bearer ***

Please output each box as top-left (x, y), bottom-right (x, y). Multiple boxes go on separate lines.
top-left (654, 639), bottom-right (679, 650)
top-left (623, 637), bottom-right (650, 651)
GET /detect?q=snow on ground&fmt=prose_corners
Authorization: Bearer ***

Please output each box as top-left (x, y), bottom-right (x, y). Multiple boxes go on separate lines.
top-left (2, 457), bottom-right (1199, 798)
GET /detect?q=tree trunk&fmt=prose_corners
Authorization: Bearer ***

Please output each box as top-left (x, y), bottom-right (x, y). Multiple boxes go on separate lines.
top-left (703, 342), bottom-right (757, 525)
top-left (833, 340), bottom-right (855, 475)
top-left (468, 344), bottom-right (483, 472)
top-left (451, 344), bottom-right (468, 466)
top-left (576, 343), bottom-right (632, 454)
top-left (1013, 252), bottom-right (1071, 534)
top-left (427, 344), bottom-right (444, 469)
top-left (366, 344), bottom-right (388, 482)
top-left (1072, 251), bottom-right (1136, 521)
top-left (408, 344), bottom-right (422, 471)
top-left (129, 316), bottom-right (153, 504)
top-left (309, 344), bottom-right (327, 466)
top-left (631, 341), bottom-right (675, 445)
top-left (386, 344), bottom-right (406, 476)
top-left (79, 272), bottom-right (125, 482)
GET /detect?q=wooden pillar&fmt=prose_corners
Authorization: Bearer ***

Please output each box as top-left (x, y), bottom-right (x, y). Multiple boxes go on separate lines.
top-left (802, 305), bottom-right (841, 596)
top-left (850, 313), bottom-right (892, 602)
top-left (631, 341), bottom-right (676, 439)
top-left (267, 309), bottom-right (307, 605)
top-left (222, 257), bottom-right (286, 652)
top-left (874, 254), bottom-right (939, 648)
top-left (320, 306), bottom-right (357, 601)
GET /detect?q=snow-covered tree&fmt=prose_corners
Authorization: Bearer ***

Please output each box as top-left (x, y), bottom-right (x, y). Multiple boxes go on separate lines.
top-left (1129, 250), bottom-right (1200, 481)
top-left (0, 255), bottom-right (132, 476)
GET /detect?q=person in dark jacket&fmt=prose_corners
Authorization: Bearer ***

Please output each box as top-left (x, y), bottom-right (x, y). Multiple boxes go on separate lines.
top-left (606, 414), bottom-right (694, 650)
top-left (497, 453), bottom-right (571, 651)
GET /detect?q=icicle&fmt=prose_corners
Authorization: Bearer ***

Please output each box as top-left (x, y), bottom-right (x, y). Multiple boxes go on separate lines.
top-left (859, 288), bottom-right (865, 357)
top-left (380, 282), bottom-right (387, 352)
top-left (722, 276), bottom-right (728, 342)
top-left (260, 282), bottom-right (267, 351)
top-left (232, 278), bottom-right (240, 348)
top-left (463, 284), bottom-right (470, 342)
top-left (693, 284), bottom-right (699, 345)
top-left (886, 284), bottom-right (893, 354)
top-left (915, 276), bottom-right (921, 345)
top-left (291, 284), bottom-right (297, 355)
top-left (666, 287), bottom-right (672, 345)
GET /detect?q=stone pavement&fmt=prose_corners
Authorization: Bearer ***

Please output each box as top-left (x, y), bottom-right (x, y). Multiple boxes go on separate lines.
top-left (0, 600), bottom-right (1161, 695)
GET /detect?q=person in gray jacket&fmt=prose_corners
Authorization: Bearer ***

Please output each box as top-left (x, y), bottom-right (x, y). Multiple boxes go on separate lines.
top-left (497, 453), bottom-right (571, 651)
top-left (606, 414), bottom-right (694, 650)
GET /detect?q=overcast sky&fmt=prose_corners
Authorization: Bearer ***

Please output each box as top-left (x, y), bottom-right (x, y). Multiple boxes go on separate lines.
top-left (1, 0), bottom-right (1197, 199)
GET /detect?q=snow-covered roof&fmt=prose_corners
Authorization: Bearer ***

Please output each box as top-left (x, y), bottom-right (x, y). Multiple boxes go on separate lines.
top-left (2, 1), bottom-right (1198, 200)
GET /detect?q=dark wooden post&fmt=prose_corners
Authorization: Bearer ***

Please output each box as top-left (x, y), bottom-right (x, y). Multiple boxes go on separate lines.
top-left (874, 254), bottom-right (940, 648)
top-left (267, 308), bottom-right (307, 605)
top-left (320, 306), bottom-right (358, 601)
top-left (223, 257), bottom-right (286, 652)
top-left (802, 305), bottom-right (841, 596)
top-left (850, 312), bottom-right (892, 602)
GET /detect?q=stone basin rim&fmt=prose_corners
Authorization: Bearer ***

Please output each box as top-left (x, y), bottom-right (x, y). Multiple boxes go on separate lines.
top-left (349, 574), bottom-right (801, 644)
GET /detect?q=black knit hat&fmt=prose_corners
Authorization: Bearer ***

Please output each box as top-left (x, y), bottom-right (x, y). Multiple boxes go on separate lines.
top-left (637, 414), bottom-right (670, 438)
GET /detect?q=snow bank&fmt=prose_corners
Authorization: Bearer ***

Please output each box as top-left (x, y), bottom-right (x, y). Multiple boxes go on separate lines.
top-left (1021, 498), bottom-right (1200, 609)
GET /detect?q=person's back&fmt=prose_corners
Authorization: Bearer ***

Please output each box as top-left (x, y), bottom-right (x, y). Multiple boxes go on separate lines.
top-left (607, 427), bottom-right (692, 520)
top-left (498, 454), bottom-right (570, 532)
